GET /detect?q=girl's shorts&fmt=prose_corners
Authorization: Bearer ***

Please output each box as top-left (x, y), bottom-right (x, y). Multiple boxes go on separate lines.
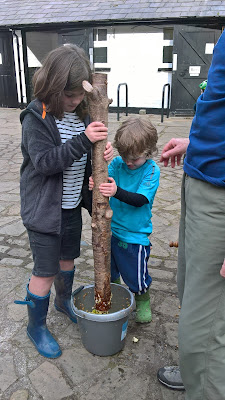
top-left (27, 205), bottom-right (82, 277)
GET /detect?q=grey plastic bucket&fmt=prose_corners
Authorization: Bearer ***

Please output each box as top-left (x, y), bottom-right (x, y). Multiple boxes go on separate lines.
top-left (72, 283), bottom-right (134, 356)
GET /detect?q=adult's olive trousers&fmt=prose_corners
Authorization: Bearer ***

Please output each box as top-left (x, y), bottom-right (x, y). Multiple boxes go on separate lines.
top-left (177, 174), bottom-right (225, 400)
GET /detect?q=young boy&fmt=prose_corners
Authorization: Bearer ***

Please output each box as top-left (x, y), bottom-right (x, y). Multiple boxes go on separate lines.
top-left (90, 116), bottom-right (160, 323)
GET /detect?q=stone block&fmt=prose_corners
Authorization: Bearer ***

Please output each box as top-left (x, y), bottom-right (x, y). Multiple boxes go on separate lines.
top-left (29, 361), bottom-right (73, 400)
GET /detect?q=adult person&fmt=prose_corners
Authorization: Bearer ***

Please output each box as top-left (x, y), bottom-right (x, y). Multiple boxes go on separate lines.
top-left (157, 30), bottom-right (225, 400)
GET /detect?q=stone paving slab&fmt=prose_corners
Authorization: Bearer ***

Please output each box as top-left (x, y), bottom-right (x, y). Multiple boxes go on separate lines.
top-left (0, 108), bottom-right (192, 400)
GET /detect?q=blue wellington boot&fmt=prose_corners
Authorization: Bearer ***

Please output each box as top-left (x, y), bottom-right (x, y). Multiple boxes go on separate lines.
top-left (54, 268), bottom-right (77, 323)
top-left (15, 285), bottom-right (62, 359)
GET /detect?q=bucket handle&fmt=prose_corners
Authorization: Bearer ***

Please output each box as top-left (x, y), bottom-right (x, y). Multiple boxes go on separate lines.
top-left (72, 285), bottom-right (84, 297)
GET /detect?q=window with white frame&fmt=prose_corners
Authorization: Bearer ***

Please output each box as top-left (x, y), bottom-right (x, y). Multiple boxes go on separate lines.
top-left (93, 28), bottom-right (109, 69)
top-left (162, 28), bottom-right (173, 68)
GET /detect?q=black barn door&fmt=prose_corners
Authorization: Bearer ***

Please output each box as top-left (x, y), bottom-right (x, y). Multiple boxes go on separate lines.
top-left (0, 31), bottom-right (18, 107)
top-left (170, 26), bottom-right (221, 115)
top-left (59, 29), bottom-right (93, 57)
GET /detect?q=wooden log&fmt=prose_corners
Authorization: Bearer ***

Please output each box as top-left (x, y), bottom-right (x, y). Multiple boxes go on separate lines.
top-left (83, 74), bottom-right (113, 311)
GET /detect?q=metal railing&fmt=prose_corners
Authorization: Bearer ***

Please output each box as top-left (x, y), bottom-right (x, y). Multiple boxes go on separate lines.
top-left (117, 83), bottom-right (128, 121)
top-left (161, 83), bottom-right (170, 123)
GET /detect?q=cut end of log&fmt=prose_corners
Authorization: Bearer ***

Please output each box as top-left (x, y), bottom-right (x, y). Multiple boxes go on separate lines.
top-left (82, 80), bottom-right (94, 93)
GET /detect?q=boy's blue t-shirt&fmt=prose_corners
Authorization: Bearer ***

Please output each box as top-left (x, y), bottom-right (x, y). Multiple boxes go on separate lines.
top-left (184, 31), bottom-right (225, 187)
top-left (108, 157), bottom-right (160, 246)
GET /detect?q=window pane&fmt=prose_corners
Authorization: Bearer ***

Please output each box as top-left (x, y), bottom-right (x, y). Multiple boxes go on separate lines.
top-left (93, 29), bottom-right (97, 41)
top-left (98, 29), bottom-right (107, 41)
top-left (93, 47), bottom-right (107, 63)
top-left (163, 46), bottom-right (173, 63)
top-left (163, 29), bottom-right (173, 40)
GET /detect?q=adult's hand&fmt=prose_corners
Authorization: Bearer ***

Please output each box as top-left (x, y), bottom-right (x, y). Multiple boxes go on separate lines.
top-left (220, 258), bottom-right (225, 278)
top-left (160, 138), bottom-right (189, 168)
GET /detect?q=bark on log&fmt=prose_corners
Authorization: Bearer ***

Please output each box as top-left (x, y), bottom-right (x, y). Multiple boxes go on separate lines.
top-left (83, 74), bottom-right (113, 311)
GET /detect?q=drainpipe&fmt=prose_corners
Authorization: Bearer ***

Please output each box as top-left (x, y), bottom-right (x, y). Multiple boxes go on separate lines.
top-left (21, 30), bottom-right (30, 105)
top-left (12, 30), bottom-right (24, 107)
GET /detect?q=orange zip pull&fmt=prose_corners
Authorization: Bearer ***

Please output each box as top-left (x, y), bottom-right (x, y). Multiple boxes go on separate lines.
top-left (42, 102), bottom-right (46, 119)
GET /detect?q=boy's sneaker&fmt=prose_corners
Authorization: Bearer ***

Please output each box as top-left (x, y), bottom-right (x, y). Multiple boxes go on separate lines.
top-left (157, 366), bottom-right (185, 390)
top-left (111, 277), bottom-right (121, 284)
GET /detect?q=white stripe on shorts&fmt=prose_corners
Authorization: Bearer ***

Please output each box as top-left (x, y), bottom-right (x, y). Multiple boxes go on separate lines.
top-left (138, 245), bottom-right (148, 294)
top-left (138, 245), bottom-right (142, 293)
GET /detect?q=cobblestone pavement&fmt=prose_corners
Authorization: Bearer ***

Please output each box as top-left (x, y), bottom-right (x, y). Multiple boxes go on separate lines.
top-left (0, 108), bottom-right (192, 400)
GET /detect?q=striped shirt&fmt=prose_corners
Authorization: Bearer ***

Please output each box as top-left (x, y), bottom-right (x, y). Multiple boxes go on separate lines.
top-left (55, 112), bottom-right (87, 209)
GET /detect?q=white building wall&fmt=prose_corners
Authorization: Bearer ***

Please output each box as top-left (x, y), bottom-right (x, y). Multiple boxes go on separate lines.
top-left (103, 26), bottom-right (172, 109)
top-left (12, 26), bottom-right (172, 110)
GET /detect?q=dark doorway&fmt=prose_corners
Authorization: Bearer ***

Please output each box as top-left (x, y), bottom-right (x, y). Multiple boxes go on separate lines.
top-left (59, 29), bottom-right (93, 56)
top-left (25, 28), bottom-right (93, 102)
top-left (170, 25), bottom-right (221, 115)
top-left (0, 31), bottom-right (18, 108)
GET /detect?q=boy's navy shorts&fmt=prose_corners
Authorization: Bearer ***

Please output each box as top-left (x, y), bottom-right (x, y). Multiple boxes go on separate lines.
top-left (111, 235), bottom-right (152, 294)
top-left (27, 205), bottom-right (82, 277)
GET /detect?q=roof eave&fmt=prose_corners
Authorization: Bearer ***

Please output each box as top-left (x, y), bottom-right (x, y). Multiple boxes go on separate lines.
top-left (0, 15), bottom-right (224, 31)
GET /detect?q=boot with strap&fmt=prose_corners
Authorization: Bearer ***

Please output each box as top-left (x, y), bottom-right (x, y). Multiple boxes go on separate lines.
top-left (14, 284), bottom-right (62, 359)
top-left (135, 288), bottom-right (152, 323)
top-left (54, 268), bottom-right (77, 323)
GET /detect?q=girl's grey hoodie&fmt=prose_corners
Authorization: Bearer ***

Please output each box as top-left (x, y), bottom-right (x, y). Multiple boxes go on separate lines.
top-left (20, 99), bottom-right (92, 235)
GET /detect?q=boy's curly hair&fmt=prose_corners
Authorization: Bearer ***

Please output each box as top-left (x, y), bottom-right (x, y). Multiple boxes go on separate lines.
top-left (113, 116), bottom-right (158, 160)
